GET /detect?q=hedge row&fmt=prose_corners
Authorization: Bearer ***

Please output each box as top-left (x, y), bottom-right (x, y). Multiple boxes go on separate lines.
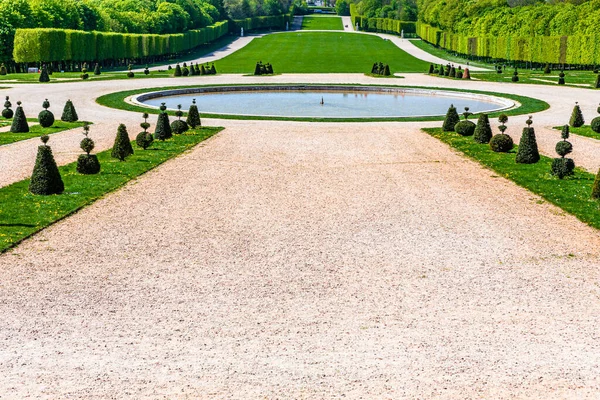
top-left (13, 21), bottom-right (229, 63)
top-left (349, 6), bottom-right (416, 37)
top-left (229, 14), bottom-right (292, 33)
top-left (417, 22), bottom-right (600, 65)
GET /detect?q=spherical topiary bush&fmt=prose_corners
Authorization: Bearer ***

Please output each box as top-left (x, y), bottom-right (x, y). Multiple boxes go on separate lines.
top-left (81, 66), bottom-right (89, 80)
top-left (171, 104), bottom-right (189, 134)
top-left (592, 117), bottom-right (600, 133)
top-left (489, 134), bottom-right (514, 152)
top-left (555, 140), bottom-right (573, 157)
top-left (512, 69), bottom-right (519, 82)
top-left (154, 103), bottom-right (172, 141)
top-left (39, 65), bottom-right (50, 82)
top-left (569, 102), bottom-right (584, 127)
top-left (10, 101), bottom-right (29, 133)
top-left (442, 104), bottom-right (460, 132)
top-left (61, 99), bottom-right (78, 122)
top-left (186, 99), bottom-right (201, 128)
top-left (38, 99), bottom-right (54, 128)
top-left (136, 113), bottom-right (154, 150)
top-left (473, 114), bottom-right (492, 144)
top-left (454, 120), bottom-right (476, 136)
top-left (29, 135), bottom-right (64, 195)
top-left (111, 124), bottom-right (134, 161)
top-left (2, 96), bottom-right (13, 119)
top-left (77, 124), bottom-right (100, 174)
top-left (144, 66), bottom-right (150, 75)
top-left (551, 158), bottom-right (575, 179)
top-left (515, 117), bottom-right (540, 164)
top-left (127, 65), bottom-right (134, 78)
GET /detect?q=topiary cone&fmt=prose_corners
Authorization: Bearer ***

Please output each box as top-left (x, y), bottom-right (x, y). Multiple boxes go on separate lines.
top-left (154, 105), bottom-right (172, 141)
top-left (111, 124), bottom-right (134, 161)
top-left (515, 117), bottom-right (540, 164)
top-left (473, 114), bottom-right (492, 144)
top-left (61, 99), bottom-right (78, 122)
top-left (570, 102), bottom-right (584, 127)
top-left (186, 99), bottom-right (201, 128)
top-left (442, 104), bottom-right (460, 132)
top-left (174, 64), bottom-right (182, 77)
top-left (592, 169), bottom-right (600, 199)
top-left (29, 136), bottom-right (64, 195)
top-left (462, 68), bottom-right (471, 79)
top-left (39, 65), bottom-right (50, 83)
top-left (10, 101), bottom-right (29, 133)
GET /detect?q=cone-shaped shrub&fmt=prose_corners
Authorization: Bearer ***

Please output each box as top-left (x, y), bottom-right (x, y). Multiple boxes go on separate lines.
top-left (456, 70), bottom-right (463, 79)
top-left (29, 135), bottom-right (64, 195)
top-left (2, 96), bottom-right (13, 119)
top-left (512, 69), bottom-right (519, 82)
top-left (210, 64), bottom-right (216, 74)
top-left (592, 169), bottom-right (600, 199)
top-left (38, 99), bottom-right (54, 128)
top-left (449, 66), bottom-right (456, 78)
top-left (383, 64), bottom-right (390, 76)
top-left (77, 124), bottom-right (101, 174)
top-left (136, 113), bottom-right (154, 150)
top-left (186, 99), bottom-right (201, 128)
top-left (438, 65), bottom-right (444, 76)
top-left (551, 125), bottom-right (574, 179)
top-left (200, 65), bottom-right (206, 75)
top-left (194, 64), bottom-right (200, 75)
top-left (490, 114), bottom-right (513, 152)
top-left (462, 68), bottom-right (471, 79)
top-left (171, 104), bottom-right (189, 134)
top-left (428, 64), bottom-right (434, 74)
top-left (61, 99), bottom-right (78, 122)
top-left (182, 66), bottom-right (189, 76)
top-left (154, 103), bottom-right (172, 141)
top-left (174, 64), bottom-right (182, 76)
top-left (558, 71), bottom-right (565, 85)
top-left (0, 63), bottom-right (6, 75)
top-left (595, 74), bottom-right (600, 89)
top-left (544, 64), bottom-right (551, 74)
top-left (39, 65), bottom-right (50, 82)
top-left (444, 64), bottom-right (450, 76)
top-left (10, 101), bottom-right (29, 133)
top-left (473, 114), bottom-right (492, 144)
top-left (515, 116), bottom-right (540, 164)
top-left (442, 104), bottom-right (460, 132)
top-left (569, 102), bottom-right (584, 127)
top-left (256, 62), bottom-right (263, 75)
top-left (111, 124), bottom-right (134, 161)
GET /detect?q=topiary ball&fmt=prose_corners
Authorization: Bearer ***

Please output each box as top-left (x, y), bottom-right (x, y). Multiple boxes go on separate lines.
top-left (127, 71), bottom-right (134, 78)
top-left (2, 108), bottom-right (13, 119)
top-left (38, 110), bottom-right (54, 128)
top-left (454, 120), bottom-right (476, 136)
top-left (555, 140), bottom-right (573, 157)
top-left (591, 116), bottom-right (600, 133)
top-left (80, 137), bottom-right (95, 154)
top-left (551, 158), bottom-right (575, 179)
top-left (76, 154), bottom-right (101, 174)
top-left (171, 119), bottom-right (189, 134)
top-left (489, 134), bottom-right (514, 152)
top-left (136, 131), bottom-right (154, 149)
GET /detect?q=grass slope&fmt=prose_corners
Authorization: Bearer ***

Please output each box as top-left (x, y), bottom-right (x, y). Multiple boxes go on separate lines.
top-left (423, 127), bottom-right (600, 229)
top-left (0, 127), bottom-right (221, 253)
top-left (0, 121), bottom-right (87, 146)
top-left (215, 32), bottom-right (429, 73)
top-left (301, 15), bottom-right (344, 30)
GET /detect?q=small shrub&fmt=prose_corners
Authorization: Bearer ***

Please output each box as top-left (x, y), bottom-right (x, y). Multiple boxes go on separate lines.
top-left (444, 64), bottom-right (450, 76)
top-left (77, 124), bottom-right (100, 174)
top-left (455, 120), bottom-right (476, 136)
top-left (182, 66), bottom-right (189, 76)
top-left (551, 124), bottom-right (574, 179)
top-left (544, 64), bottom-right (551, 74)
top-left (10, 101), bottom-right (29, 133)
top-left (171, 104), bottom-right (189, 134)
top-left (592, 169), bottom-right (600, 199)
top-left (512, 69), bottom-right (519, 82)
top-left (442, 104), bottom-right (460, 132)
top-left (591, 117), bottom-right (600, 133)
top-left (154, 103), bottom-right (172, 141)
top-left (496, 65), bottom-right (502, 74)
top-left (595, 74), bottom-right (600, 89)
top-left (210, 64), bottom-right (216, 74)
top-left (29, 135), bottom-right (64, 195)
top-left (449, 66), bottom-right (456, 78)
top-left (383, 64), bottom-right (390, 76)
top-left (2, 96), bottom-right (13, 119)
top-left (186, 99), bottom-right (201, 128)
top-left (438, 65), bottom-right (444, 76)
top-left (456, 70), bottom-right (463, 79)
top-left (111, 124), bottom-right (134, 161)
top-left (515, 116), bottom-right (540, 164)
top-left (94, 63), bottom-right (101, 75)
top-left (144, 66), bottom-right (150, 75)
top-left (38, 99), bottom-right (54, 128)
top-left (558, 71), bottom-right (565, 85)
top-left (473, 114), bottom-right (492, 144)
top-left (462, 68), bottom-right (471, 79)
top-left (569, 102), bottom-right (584, 127)
top-left (428, 64), bottom-right (433, 74)
top-left (39, 65), bottom-right (50, 82)
top-left (489, 134), bottom-right (514, 152)
top-left (0, 63), bottom-right (6, 75)
top-left (136, 112), bottom-right (154, 150)
top-left (61, 99), bottom-right (78, 122)
top-left (174, 64), bottom-right (182, 76)
top-left (127, 65), bottom-right (134, 78)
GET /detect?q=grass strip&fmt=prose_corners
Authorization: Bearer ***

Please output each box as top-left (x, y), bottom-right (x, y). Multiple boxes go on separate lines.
top-left (0, 126), bottom-right (222, 253)
top-left (301, 16), bottom-right (344, 30)
top-left (422, 127), bottom-right (600, 229)
top-left (0, 121), bottom-right (88, 146)
top-left (97, 84), bottom-right (549, 122)
top-left (555, 125), bottom-right (600, 141)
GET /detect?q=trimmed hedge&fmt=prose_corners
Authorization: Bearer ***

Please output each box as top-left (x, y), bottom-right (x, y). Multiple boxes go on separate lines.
top-left (13, 21), bottom-right (229, 63)
top-left (229, 15), bottom-right (292, 34)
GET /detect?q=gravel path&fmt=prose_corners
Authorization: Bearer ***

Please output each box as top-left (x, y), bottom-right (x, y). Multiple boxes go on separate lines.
top-left (1, 121), bottom-right (599, 398)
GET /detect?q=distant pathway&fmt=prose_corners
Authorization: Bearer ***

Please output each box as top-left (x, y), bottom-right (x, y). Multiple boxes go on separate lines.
top-left (342, 16), bottom-right (353, 31)
top-left (291, 15), bottom-right (303, 30)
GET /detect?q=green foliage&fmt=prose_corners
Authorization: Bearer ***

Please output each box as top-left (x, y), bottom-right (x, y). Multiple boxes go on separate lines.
top-left (555, 140), bottom-right (573, 158)
top-left (454, 120), bottom-right (475, 136)
top-left (428, 64), bottom-right (433, 74)
top-left (489, 134), bottom-right (513, 153)
top-left (442, 104), bottom-right (459, 132)
top-left (2, 96), bottom-right (13, 119)
top-left (592, 169), bottom-right (600, 200)
top-left (551, 158), bottom-right (574, 179)
top-left (154, 106), bottom-right (172, 140)
top-left (174, 64), bottom-right (182, 76)
top-left (558, 71), bottom-right (565, 85)
top-left (473, 114), bottom-right (492, 144)
top-left (171, 119), bottom-right (189, 134)
top-left (29, 136), bottom-right (64, 195)
top-left (569, 103), bottom-right (584, 127)
top-left (187, 100), bottom-right (201, 128)
top-left (136, 132), bottom-right (154, 149)
top-left (0, 64), bottom-right (6, 75)
top-left (111, 124), bottom-right (134, 161)
top-left (512, 70), bottom-right (519, 82)
top-left (515, 125), bottom-right (540, 164)
top-left (38, 110), bottom-right (54, 128)
top-left (76, 154), bottom-right (101, 174)
top-left (591, 117), bottom-right (600, 133)
top-left (61, 99), bottom-right (78, 122)
top-left (10, 102), bottom-right (29, 133)
top-left (94, 63), bottom-right (101, 75)
top-left (595, 75), bottom-right (600, 89)
top-left (39, 65), bottom-right (50, 82)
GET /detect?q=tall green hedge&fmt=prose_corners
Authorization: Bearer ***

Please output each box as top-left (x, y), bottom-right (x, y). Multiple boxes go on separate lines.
top-left (416, 22), bottom-right (600, 65)
top-left (229, 14), bottom-right (292, 33)
top-left (13, 21), bottom-right (229, 63)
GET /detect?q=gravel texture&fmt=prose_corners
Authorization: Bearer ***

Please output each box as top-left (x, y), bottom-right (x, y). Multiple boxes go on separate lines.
top-left (1, 122), bottom-right (599, 398)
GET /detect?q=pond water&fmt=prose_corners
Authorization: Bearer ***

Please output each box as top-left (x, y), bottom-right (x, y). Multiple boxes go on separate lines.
top-left (136, 87), bottom-right (513, 118)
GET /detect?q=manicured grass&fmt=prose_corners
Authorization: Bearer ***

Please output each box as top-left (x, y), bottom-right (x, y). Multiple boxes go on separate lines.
top-left (215, 32), bottom-right (429, 73)
top-left (469, 70), bottom-right (596, 88)
top-left (96, 84), bottom-right (549, 122)
top-left (0, 127), bottom-right (222, 253)
top-left (0, 121), bottom-right (88, 146)
top-left (301, 15), bottom-right (343, 30)
top-left (557, 125), bottom-right (600, 141)
top-left (423, 127), bottom-right (600, 229)
top-left (0, 71), bottom-right (172, 84)
top-left (409, 39), bottom-right (493, 69)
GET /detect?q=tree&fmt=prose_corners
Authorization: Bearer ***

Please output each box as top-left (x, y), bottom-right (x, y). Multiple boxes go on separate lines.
top-left (154, 103), bottom-right (172, 140)
top-left (551, 125), bottom-right (574, 179)
top-left (111, 123), bottom-right (134, 161)
top-left (515, 116), bottom-right (540, 164)
top-left (489, 114), bottom-right (513, 152)
top-left (569, 102), bottom-right (584, 127)
top-left (61, 99), bottom-right (78, 122)
top-left (10, 101), bottom-right (29, 133)
top-left (186, 99), bottom-right (201, 128)
top-left (442, 104), bottom-right (460, 132)
top-left (29, 135), bottom-right (64, 195)
top-left (473, 113), bottom-right (492, 144)
top-left (77, 124), bottom-right (101, 174)
top-left (336, 0), bottom-right (350, 15)
top-left (39, 64), bottom-right (50, 82)
top-left (171, 104), bottom-right (189, 134)
top-left (136, 112), bottom-right (154, 150)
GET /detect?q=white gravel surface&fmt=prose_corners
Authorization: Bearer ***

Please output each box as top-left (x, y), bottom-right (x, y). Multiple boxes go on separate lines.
top-left (1, 122), bottom-right (599, 398)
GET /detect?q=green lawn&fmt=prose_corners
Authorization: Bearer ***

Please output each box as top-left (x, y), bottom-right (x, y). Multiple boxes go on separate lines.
top-left (215, 32), bottom-right (430, 73)
top-left (423, 127), bottom-right (600, 229)
top-left (0, 120), bottom-right (87, 146)
top-left (0, 126), bottom-right (222, 252)
top-left (558, 125), bottom-right (600, 141)
top-left (469, 70), bottom-right (597, 88)
top-left (301, 15), bottom-right (344, 30)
